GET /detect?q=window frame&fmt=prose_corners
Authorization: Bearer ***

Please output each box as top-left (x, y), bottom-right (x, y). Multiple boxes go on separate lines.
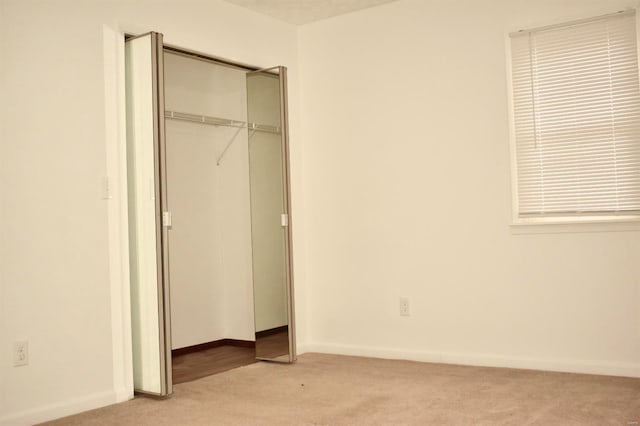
top-left (505, 9), bottom-right (640, 226)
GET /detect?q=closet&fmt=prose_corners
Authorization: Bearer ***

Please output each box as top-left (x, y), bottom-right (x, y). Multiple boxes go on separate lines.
top-left (125, 32), bottom-right (295, 397)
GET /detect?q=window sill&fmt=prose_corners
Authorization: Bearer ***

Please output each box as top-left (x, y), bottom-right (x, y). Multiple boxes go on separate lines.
top-left (510, 216), bottom-right (640, 234)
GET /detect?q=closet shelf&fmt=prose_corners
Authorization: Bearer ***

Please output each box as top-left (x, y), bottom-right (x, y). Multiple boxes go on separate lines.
top-left (165, 110), bottom-right (281, 134)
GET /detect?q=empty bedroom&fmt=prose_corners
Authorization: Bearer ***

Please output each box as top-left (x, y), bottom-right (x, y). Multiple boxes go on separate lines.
top-left (0, 0), bottom-right (639, 424)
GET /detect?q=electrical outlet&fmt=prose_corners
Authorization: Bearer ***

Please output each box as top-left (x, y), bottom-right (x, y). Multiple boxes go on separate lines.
top-left (399, 297), bottom-right (410, 317)
top-left (101, 176), bottom-right (112, 200)
top-left (13, 341), bottom-right (28, 367)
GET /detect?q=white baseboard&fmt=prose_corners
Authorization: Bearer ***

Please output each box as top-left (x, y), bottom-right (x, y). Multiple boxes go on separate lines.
top-left (305, 342), bottom-right (640, 378)
top-left (0, 390), bottom-right (123, 426)
top-left (114, 386), bottom-right (134, 404)
top-left (296, 342), bottom-right (311, 356)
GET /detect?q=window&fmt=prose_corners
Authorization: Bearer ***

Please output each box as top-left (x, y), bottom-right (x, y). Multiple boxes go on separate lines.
top-left (508, 10), bottom-right (640, 222)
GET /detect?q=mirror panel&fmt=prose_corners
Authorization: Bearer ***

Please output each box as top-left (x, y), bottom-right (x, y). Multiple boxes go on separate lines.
top-left (247, 67), bottom-right (294, 362)
top-left (125, 32), bottom-right (172, 395)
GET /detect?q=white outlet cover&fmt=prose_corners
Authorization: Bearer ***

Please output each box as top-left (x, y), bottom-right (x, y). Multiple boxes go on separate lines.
top-left (399, 297), bottom-right (410, 316)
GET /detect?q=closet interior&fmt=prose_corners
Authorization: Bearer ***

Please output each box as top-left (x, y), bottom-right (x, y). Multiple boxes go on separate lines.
top-left (164, 51), bottom-right (292, 383)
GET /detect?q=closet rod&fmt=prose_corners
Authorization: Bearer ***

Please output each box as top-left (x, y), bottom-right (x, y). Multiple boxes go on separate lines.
top-left (165, 110), bottom-right (281, 134)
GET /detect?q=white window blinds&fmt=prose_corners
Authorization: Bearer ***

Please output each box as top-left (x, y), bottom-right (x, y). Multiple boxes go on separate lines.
top-left (509, 11), bottom-right (640, 218)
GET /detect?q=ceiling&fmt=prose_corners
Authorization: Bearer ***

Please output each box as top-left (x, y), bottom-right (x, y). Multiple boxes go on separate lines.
top-left (222, 0), bottom-right (399, 25)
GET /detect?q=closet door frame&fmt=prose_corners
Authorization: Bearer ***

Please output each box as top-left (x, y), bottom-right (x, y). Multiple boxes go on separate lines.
top-left (280, 66), bottom-right (298, 362)
top-left (280, 66), bottom-right (297, 362)
top-left (153, 32), bottom-right (173, 396)
top-left (123, 36), bottom-right (296, 394)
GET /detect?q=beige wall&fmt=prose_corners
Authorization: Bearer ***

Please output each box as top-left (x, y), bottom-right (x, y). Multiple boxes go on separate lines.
top-left (0, 1), bottom-right (303, 424)
top-left (298, 0), bottom-right (640, 376)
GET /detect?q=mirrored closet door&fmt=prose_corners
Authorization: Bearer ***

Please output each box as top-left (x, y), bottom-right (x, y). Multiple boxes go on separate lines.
top-left (125, 32), bottom-right (172, 397)
top-left (125, 32), bottom-right (296, 397)
top-left (247, 67), bottom-right (295, 362)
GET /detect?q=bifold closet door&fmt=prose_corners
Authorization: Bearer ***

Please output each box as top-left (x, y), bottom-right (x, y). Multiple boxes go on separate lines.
top-left (125, 32), bottom-right (172, 396)
top-left (247, 67), bottom-right (296, 363)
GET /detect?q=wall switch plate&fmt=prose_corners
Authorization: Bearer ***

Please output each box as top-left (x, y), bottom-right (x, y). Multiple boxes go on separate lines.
top-left (13, 341), bottom-right (28, 366)
top-left (399, 297), bottom-right (410, 317)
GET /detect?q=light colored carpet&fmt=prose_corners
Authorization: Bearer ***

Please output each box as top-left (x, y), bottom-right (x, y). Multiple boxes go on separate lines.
top-left (43, 353), bottom-right (640, 425)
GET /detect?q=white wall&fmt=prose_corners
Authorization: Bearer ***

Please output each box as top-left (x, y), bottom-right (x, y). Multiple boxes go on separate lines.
top-left (298, 0), bottom-right (640, 377)
top-left (0, 1), bottom-right (304, 424)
